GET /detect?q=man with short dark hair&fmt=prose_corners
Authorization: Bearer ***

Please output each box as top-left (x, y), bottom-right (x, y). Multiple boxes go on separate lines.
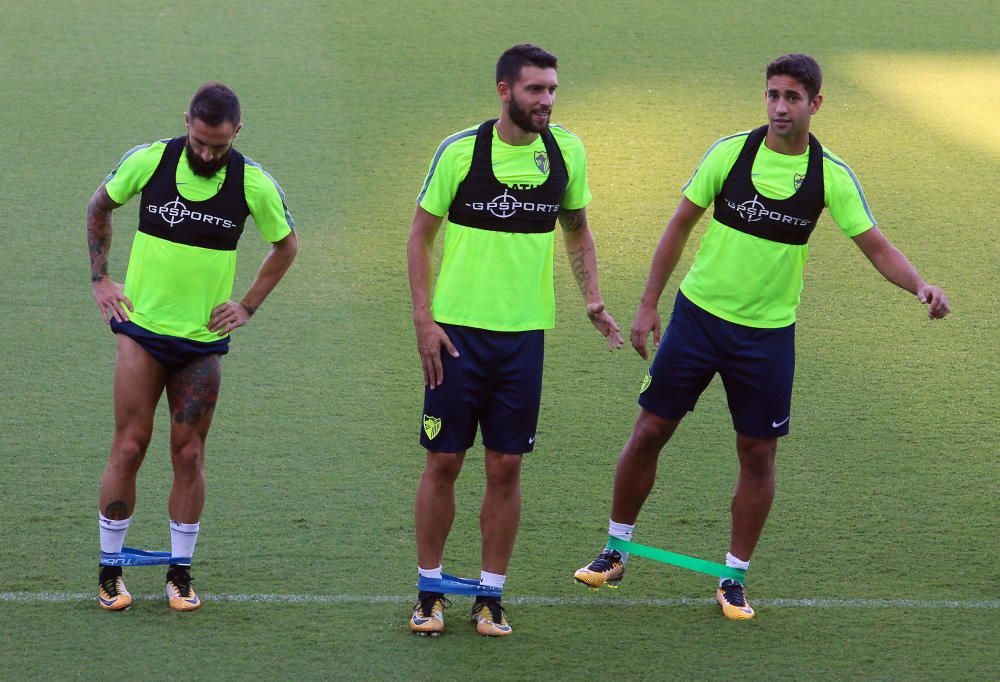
top-left (88, 81), bottom-right (297, 611)
top-left (407, 44), bottom-right (623, 636)
top-left (573, 54), bottom-right (950, 619)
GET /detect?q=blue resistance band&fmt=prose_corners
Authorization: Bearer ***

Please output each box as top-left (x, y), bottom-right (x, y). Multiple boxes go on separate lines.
top-left (417, 573), bottom-right (503, 597)
top-left (100, 547), bottom-right (192, 567)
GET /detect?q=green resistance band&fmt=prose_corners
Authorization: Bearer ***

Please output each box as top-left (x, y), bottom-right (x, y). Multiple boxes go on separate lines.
top-left (606, 536), bottom-right (747, 582)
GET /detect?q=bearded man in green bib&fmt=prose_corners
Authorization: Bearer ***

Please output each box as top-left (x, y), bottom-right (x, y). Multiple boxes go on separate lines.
top-left (88, 82), bottom-right (297, 612)
top-left (407, 44), bottom-right (624, 637)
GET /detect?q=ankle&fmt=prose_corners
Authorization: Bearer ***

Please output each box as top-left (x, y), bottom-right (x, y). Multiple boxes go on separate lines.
top-left (99, 565), bottom-right (122, 578)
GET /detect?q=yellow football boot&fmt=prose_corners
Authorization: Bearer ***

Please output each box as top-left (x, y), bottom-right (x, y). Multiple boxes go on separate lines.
top-left (470, 598), bottom-right (512, 637)
top-left (716, 579), bottom-right (755, 620)
top-left (98, 567), bottom-right (133, 611)
top-left (574, 548), bottom-right (626, 589)
top-left (165, 565), bottom-right (202, 611)
top-left (409, 592), bottom-right (450, 636)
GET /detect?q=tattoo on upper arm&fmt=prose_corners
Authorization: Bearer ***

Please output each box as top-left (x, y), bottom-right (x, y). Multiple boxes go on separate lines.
top-left (559, 208), bottom-right (585, 233)
top-left (567, 244), bottom-right (596, 297)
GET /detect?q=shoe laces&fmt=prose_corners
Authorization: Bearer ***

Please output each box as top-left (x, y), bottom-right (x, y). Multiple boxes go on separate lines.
top-left (589, 549), bottom-right (622, 572)
top-left (720, 579), bottom-right (747, 606)
top-left (414, 591), bottom-right (450, 617)
top-left (167, 566), bottom-right (193, 598)
top-left (475, 598), bottom-right (507, 625)
top-left (100, 571), bottom-right (123, 597)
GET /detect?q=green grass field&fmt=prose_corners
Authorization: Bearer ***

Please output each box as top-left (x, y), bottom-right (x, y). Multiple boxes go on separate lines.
top-left (1, 1), bottom-right (997, 679)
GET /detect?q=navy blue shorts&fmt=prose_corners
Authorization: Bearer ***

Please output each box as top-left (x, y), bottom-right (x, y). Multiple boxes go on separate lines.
top-left (420, 323), bottom-right (544, 455)
top-left (110, 319), bottom-right (229, 371)
top-left (638, 291), bottom-right (795, 438)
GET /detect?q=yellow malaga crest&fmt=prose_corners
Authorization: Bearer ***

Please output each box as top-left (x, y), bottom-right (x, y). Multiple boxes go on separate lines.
top-left (423, 414), bottom-right (442, 440)
top-left (534, 150), bottom-right (549, 174)
top-left (639, 370), bottom-right (652, 394)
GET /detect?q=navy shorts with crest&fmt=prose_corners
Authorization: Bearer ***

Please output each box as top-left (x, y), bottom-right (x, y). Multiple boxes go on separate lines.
top-left (638, 291), bottom-right (795, 438)
top-left (420, 323), bottom-right (544, 455)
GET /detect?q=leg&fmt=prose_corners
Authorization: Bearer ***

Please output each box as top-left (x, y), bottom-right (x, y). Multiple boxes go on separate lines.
top-left (729, 433), bottom-right (777, 560)
top-left (470, 449), bottom-right (519, 637)
top-left (411, 449), bottom-right (465, 636)
top-left (97, 335), bottom-right (164, 611)
top-left (165, 353), bottom-right (221, 523)
top-left (610, 408), bottom-right (681, 524)
top-left (574, 409), bottom-right (680, 590)
top-left (614, 292), bottom-right (721, 524)
top-left (99, 334), bottom-right (166, 519)
top-left (414, 450), bottom-right (466, 569)
top-left (715, 435), bottom-right (774, 621)
top-left (717, 316), bottom-right (793, 561)
top-left (480, 449), bottom-right (523, 574)
top-left (162, 354), bottom-right (220, 612)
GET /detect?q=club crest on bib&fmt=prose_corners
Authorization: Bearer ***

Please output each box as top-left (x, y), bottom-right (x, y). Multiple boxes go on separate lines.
top-left (423, 414), bottom-right (442, 440)
top-left (534, 150), bottom-right (549, 174)
top-left (794, 173), bottom-right (806, 190)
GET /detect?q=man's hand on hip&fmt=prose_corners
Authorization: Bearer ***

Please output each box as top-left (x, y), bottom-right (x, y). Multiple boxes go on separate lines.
top-left (208, 300), bottom-right (252, 336)
top-left (91, 276), bottom-right (133, 324)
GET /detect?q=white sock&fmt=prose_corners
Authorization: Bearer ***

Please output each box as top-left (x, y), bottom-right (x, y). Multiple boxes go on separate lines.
top-left (418, 565), bottom-right (443, 581)
top-left (607, 519), bottom-right (634, 563)
top-left (99, 513), bottom-right (131, 554)
top-left (721, 552), bottom-right (750, 586)
top-left (608, 519), bottom-right (634, 541)
top-left (169, 520), bottom-right (200, 565)
top-left (479, 571), bottom-right (506, 591)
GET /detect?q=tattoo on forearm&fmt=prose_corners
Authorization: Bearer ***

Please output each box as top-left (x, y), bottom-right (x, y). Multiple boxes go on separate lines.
top-left (241, 303), bottom-right (257, 317)
top-left (88, 199), bottom-right (111, 280)
top-left (166, 356), bottom-right (221, 426)
top-left (567, 245), bottom-right (596, 297)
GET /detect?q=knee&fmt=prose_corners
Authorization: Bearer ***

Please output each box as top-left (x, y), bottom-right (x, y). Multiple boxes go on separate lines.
top-left (171, 442), bottom-right (205, 476)
top-left (628, 411), bottom-right (677, 455)
top-left (737, 440), bottom-right (776, 479)
top-left (484, 455), bottom-right (522, 490)
top-left (424, 453), bottom-right (464, 486)
top-left (110, 433), bottom-right (149, 473)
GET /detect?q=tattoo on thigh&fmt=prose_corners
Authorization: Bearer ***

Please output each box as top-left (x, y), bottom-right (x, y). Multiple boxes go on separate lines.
top-left (104, 500), bottom-right (129, 520)
top-left (167, 357), bottom-right (221, 426)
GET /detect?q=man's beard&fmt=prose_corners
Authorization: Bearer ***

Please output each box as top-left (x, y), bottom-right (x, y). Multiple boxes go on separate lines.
top-left (509, 92), bottom-right (550, 133)
top-left (185, 140), bottom-right (231, 178)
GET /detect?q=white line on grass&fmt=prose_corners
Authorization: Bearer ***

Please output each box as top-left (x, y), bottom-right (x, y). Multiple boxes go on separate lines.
top-left (2, 592), bottom-right (997, 609)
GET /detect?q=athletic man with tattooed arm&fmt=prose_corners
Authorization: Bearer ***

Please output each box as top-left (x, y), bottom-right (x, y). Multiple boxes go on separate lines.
top-left (88, 82), bottom-right (297, 612)
top-left (407, 44), bottom-right (623, 638)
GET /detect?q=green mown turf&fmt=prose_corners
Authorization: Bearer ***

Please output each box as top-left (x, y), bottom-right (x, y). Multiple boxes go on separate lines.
top-left (1, 1), bottom-right (996, 679)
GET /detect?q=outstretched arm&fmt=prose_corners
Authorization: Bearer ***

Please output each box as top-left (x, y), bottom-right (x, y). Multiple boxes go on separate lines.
top-left (408, 205), bottom-right (458, 388)
top-left (87, 184), bottom-right (132, 324)
top-left (631, 197), bottom-right (705, 359)
top-left (852, 226), bottom-right (950, 319)
top-left (560, 207), bottom-right (623, 351)
top-left (208, 231), bottom-right (298, 335)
